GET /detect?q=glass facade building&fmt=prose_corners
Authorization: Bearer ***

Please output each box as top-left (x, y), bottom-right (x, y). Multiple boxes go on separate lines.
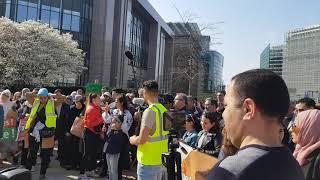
top-left (210, 51), bottom-right (224, 92)
top-left (260, 44), bottom-right (283, 76)
top-left (128, 9), bottom-right (149, 68)
top-left (269, 45), bottom-right (283, 76)
top-left (0, 0), bottom-right (93, 85)
top-left (203, 50), bottom-right (224, 93)
top-left (260, 44), bottom-right (270, 69)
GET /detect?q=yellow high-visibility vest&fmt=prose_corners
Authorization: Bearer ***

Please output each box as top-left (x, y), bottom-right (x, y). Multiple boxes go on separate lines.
top-left (137, 103), bottom-right (169, 165)
top-left (25, 99), bottom-right (57, 130)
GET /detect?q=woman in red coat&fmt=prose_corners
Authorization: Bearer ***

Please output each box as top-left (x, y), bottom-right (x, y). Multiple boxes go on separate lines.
top-left (79, 93), bottom-right (104, 179)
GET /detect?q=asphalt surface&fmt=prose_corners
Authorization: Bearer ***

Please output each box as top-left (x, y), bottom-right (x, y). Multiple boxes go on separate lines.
top-left (31, 157), bottom-right (137, 180)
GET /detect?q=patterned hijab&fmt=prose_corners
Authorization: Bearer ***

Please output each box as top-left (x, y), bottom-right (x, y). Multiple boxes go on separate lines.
top-left (293, 109), bottom-right (320, 166)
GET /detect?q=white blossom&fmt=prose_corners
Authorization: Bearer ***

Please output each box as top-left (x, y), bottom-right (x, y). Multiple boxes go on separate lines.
top-left (0, 18), bottom-right (86, 87)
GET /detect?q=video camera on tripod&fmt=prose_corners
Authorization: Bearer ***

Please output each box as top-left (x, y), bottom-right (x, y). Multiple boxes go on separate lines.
top-left (161, 109), bottom-right (187, 180)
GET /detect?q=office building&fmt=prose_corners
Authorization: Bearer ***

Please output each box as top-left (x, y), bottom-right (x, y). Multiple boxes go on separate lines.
top-left (283, 25), bottom-right (320, 100)
top-left (260, 44), bottom-right (284, 76)
top-left (0, 0), bottom-right (174, 91)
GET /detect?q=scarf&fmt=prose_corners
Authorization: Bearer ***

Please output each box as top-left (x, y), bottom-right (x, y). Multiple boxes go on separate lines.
top-left (293, 109), bottom-right (320, 166)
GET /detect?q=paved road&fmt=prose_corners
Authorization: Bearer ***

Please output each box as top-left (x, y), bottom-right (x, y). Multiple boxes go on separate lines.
top-left (31, 158), bottom-right (137, 180)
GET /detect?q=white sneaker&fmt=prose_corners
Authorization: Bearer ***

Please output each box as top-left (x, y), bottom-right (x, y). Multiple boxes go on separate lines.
top-left (78, 174), bottom-right (88, 180)
top-left (85, 170), bottom-right (100, 178)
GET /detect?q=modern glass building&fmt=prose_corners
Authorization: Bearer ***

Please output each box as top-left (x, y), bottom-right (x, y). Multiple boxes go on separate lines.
top-left (128, 9), bottom-right (149, 68)
top-left (208, 50), bottom-right (224, 92)
top-left (260, 44), bottom-right (270, 69)
top-left (260, 44), bottom-right (283, 76)
top-left (0, 0), bottom-right (93, 85)
top-left (89, 0), bottom-right (173, 91)
top-left (269, 45), bottom-right (283, 76)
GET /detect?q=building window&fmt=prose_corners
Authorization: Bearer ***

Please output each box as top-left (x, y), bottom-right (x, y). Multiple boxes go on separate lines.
top-left (51, 0), bottom-right (60, 12)
top-left (17, 5), bottom-right (27, 22)
top-left (50, 11), bottom-right (59, 28)
top-left (27, 7), bottom-right (37, 20)
top-left (5, 2), bottom-right (10, 17)
top-left (71, 15), bottom-right (80, 32)
top-left (18, 0), bottom-right (28, 6)
top-left (62, 0), bottom-right (72, 14)
top-left (128, 11), bottom-right (149, 68)
top-left (40, 9), bottom-right (50, 24)
top-left (62, 13), bottom-right (71, 30)
top-left (29, 0), bottom-right (38, 8)
top-left (41, 0), bottom-right (50, 10)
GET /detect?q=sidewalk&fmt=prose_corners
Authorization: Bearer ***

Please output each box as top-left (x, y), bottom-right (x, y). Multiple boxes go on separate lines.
top-left (31, 158), bottom-right (137, 180)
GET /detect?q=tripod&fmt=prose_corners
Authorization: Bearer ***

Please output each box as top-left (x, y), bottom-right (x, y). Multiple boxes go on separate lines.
top-left (162, 131), bottom-right (182, 180)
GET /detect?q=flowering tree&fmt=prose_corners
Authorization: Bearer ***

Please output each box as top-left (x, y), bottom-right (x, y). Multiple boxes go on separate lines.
top-left (0, 18), bottom-right (85, 87)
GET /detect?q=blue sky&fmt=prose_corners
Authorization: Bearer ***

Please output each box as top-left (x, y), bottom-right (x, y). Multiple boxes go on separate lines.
top-left (149, 0), bottom-right (320, 83)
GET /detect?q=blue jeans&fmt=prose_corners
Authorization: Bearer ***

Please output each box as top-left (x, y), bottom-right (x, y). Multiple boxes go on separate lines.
top-left (137, 163), bottom-right (167, 180)
top-left (106, 153), bottom-right (120, 180)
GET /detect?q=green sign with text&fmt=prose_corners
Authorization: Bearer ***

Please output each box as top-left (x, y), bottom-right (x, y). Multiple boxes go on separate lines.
top-left (85, 83), bottom-right (102, 95)
top-left (0, 128), bottom-right (17, 141)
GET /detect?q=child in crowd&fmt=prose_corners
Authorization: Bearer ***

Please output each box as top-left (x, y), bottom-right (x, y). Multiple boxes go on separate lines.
top-left (104, 114), bottom-right (129, 180)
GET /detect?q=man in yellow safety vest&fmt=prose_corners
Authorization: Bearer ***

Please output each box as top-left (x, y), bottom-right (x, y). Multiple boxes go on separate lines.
top-left (130, 80), bottom-right (168, 180)
top-left (24, 88), bottom-right (57, 180)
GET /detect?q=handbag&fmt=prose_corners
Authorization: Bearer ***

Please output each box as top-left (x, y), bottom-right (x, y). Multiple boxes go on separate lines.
top-left (70, 116), bottom-right (84, 138)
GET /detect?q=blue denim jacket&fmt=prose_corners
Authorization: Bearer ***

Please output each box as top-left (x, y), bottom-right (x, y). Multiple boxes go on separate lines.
top-left (182, 129), bottom-right (198, 148)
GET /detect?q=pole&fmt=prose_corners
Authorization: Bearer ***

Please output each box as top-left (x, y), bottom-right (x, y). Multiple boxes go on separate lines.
top-left (188, 79), bottom-right (191, 95)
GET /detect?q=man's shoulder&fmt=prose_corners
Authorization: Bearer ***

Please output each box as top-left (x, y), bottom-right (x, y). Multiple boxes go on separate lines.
top-left (207, 145), bottom-right (305, 180)
top-left (206, 146), bottom-right (270, 180)
top-left (218, 145), bottom-right (269, 175)
top-left (141, 108), bottom-right (155, 121)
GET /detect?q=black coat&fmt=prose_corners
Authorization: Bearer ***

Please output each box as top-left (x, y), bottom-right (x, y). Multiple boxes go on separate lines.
top-left (196, 129), bottom-right (222, 158)
top-left (105, 130), bottom-right (128, 154)
top-left (301, 148), bottom-right (320, 180)
top-left (67, 105), bottom-right (85, 134)
top-left (55, 103), bottom-right (70, 139)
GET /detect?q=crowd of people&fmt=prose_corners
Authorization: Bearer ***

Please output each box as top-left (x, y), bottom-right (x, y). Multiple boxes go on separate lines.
top-left (0, 69), bottom-right (319, 180)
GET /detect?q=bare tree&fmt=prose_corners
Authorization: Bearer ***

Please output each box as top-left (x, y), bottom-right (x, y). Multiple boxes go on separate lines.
top-left (169, 6), bottom-right (223, 96)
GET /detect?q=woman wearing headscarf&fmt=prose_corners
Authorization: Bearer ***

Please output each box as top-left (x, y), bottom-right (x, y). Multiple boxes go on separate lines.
top-left (292, 109), bottom-right (320, 180)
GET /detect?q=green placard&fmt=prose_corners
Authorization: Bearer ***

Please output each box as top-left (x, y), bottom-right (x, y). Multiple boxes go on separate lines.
top-left (85, 83), bottom-right (102, 95)
top-left (0, 128), bottom-right (17, 141)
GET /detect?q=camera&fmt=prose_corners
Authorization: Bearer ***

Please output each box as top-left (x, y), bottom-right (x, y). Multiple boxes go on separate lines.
top-left (132, 98), bottom-right (148, 112)
top-left (161, 109), bottom-right (186, 180)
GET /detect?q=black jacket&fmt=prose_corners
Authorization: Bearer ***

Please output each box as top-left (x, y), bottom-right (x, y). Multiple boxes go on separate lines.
top-left (301, 149), bottom-right (320, 180)
top-left (105, 129), bottom-right (129, 154)
top-left (196, 129), bottom-right (222, 157)
top-left (66, 105), bottom-right (85, 134)
top-left (55, 103), bottom-right (70, 139)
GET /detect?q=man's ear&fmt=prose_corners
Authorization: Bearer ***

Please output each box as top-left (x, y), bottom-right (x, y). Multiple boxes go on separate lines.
top-left (242, 98), bottom-right (256, 120)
